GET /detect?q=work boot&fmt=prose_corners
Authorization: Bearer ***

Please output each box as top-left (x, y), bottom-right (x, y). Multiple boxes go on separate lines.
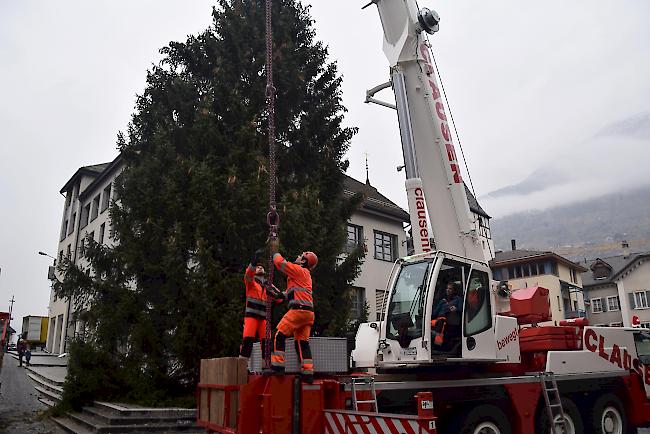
top-left (300, 373), bottom-right (314, 384)
top-left (262, 367), bottom-right (284, 376)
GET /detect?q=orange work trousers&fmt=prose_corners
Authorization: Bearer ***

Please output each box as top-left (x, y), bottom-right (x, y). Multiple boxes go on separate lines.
top-left (243, 317), bottom-right (267, 339)
top-left (272, 309), bottom-right (314, 374)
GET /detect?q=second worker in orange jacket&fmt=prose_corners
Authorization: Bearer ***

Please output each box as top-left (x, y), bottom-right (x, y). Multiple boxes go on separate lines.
top-left (269, 240), bottom-right (318, 383)
top-left (240, 250), bottom-right (284, 360)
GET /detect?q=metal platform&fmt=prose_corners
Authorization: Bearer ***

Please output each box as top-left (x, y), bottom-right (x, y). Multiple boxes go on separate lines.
top-left (249, 337), bottom-right (348, 373)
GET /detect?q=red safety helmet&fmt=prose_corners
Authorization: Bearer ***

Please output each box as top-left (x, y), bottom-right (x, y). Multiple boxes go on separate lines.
top-left (302, 251), bottom-right (318, 270)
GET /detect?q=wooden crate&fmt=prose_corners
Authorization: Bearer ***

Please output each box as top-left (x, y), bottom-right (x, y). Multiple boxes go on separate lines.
top-left (199, 357), bottom-right (248, 428)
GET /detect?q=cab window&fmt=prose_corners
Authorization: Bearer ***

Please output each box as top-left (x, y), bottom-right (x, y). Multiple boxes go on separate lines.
top-left (464, 270), bottom-right (492, 336)
top-left (634, 331), bottom-right (650, 365)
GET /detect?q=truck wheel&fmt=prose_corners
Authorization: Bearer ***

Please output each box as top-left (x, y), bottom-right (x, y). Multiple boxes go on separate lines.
top-left (586, 393), bottom-right (628, 434)
top-left (536, 397), bottom-right (584, 434)
top-left (453, 404), bottom-right (512, 434)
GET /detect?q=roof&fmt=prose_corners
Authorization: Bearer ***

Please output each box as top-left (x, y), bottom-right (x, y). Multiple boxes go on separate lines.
top-left (465, 185), bottom-right (490, 218)
top-left (581, 251), bottom-right (650, 287)
top-left (490, 249), bottom-right (588, 272)
top-left (60, 162), bottom-right (112, 194)
top-left (79, 155), bottom-right (123, 201)
top-left (344, 175), bottom-right (410, 222)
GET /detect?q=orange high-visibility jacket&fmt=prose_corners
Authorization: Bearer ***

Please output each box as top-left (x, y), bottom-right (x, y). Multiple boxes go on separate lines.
top-left (273, 253), bottom-right (313, 310)
top-left (244, 265), bottom-right (268, 319)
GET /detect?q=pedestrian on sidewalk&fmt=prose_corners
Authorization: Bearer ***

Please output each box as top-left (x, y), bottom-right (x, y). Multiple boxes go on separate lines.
top-left (17, 334), bottom-right (27, 367)
top-left (24, 342), bottom-right (32, 367)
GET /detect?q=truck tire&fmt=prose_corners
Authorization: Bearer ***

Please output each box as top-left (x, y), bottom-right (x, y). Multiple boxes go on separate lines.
top-left (451, 404), bottom-right (512, 434)
top-left (536, 397), bottom-right (584, 434)
top-left (586, 393), bottom-right (628, 434)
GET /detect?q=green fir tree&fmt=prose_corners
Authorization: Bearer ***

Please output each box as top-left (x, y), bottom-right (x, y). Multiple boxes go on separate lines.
top-left (54, 0), bottom-right (364, 409)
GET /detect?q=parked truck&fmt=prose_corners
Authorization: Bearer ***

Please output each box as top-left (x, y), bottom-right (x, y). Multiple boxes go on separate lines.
top-left (21, 315), bottom-right (48, 351)
top-left (197, 1), bottom-right (650, 433)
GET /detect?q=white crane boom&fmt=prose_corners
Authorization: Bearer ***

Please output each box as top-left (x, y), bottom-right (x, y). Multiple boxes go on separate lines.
top-left (376, 0), bottom-right (484, 263)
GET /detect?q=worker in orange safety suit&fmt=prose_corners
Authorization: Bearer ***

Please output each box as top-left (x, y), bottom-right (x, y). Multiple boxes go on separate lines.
top-left (240, 249), bottom-right (285, 360)
top-left (268, 239), bottom-right (318, 383)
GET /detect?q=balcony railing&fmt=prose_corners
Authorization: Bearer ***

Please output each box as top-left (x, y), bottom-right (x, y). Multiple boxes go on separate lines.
top-left (564, 310), bottom-right (587, 319)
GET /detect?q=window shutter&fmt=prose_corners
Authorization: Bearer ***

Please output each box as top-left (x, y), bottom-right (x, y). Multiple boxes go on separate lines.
top-left (602, 298), bottom-right (607, 312)
top-left (629, 293), bottom-right (636, 310)
top-left (646, 291), bottom-right (650, 308)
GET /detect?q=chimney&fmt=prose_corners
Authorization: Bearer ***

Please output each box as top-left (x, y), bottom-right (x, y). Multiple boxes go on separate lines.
top-left (622, 240), bottom-right (630, 258)
top-left (511, 239), bottom-right (517, 251)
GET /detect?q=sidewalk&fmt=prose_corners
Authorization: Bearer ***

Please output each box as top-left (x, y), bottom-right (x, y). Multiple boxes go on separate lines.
top-left (0, 352), bottom-right (64, 433)
top-left (6, 350), bottom-right (68, 367)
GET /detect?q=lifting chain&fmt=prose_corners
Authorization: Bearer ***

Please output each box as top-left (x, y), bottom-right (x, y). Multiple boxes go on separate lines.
top-left (264, 0), bottom-right (278, 370)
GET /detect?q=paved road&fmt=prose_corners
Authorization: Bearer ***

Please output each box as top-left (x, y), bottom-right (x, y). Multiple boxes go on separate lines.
top-left (0, 354), bottom-right (63, 434)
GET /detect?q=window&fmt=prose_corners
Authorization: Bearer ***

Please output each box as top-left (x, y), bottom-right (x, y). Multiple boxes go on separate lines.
top-left (101, 184), bottom-right (112, 212)
top-left (492, 268), bottom-right (505, 281)
top-left (607, 296), bottom-right (620, 312)
top-left (386, 260), bottom-right (431, 344)
top-left (632, 291), bottom-right (650, 309)
top-left (641, 322), bottom-right (650, 329)
top-left (64, 192), bottom-right (71, 209)
top-left (591, 298), bottom-right (603, 313)
top-left (78, 236), bottom-right (85, 256)
top-left (88, 231), bottom-right (95, 242)
top-left (375, 289), bottom-right (387, 321)
top-left (570, 268), bottom-right (578, 284)
top-left (346, 224), bottom-right (363, 252)
top-left (634, 331), bottom-right (650, 365)
top-left (374, 231), bottom-right (397, 262)
top-left (350, 287), bottom-right (365, 320)
top-left (80, 204), bottom-right (90, 228)
top-left (550, 262), bottom-right (559, 276)
top-left (91, 195), bottom-right (100, 221)
top-left (60, 219), bottom-right (68, 241)
top-left (99, 223), bottom-right (106, 244)
top-left (593, 265), bottom-right (611, 280)
top-left (59, 250), bottom-right (63, 263)
top-left (464, 269), bottom-right (492, 336)
top-left (68, 213), bottom-right (76, 235)
top-left (66, 244), bottom-right (71, 259)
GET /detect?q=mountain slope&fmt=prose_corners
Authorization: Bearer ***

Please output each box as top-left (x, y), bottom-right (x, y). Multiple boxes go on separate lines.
top-left (490, 186), bottom-right (650, 259)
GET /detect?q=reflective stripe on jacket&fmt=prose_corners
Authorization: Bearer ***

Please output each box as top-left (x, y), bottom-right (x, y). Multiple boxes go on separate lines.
top-left (273, 253), bottom-right (313, 309)
top-left (244, 264), bottom-right (268, 319)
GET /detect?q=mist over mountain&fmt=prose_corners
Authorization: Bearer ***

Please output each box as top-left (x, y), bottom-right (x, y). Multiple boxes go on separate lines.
top-left (490, 185), bottom-right (650, 260)
top-left (480, 111), bottom-right (650, 218)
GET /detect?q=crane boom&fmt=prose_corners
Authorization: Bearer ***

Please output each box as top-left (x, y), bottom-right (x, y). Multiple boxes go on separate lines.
top-left (376, 0), bottom-right (484, 263)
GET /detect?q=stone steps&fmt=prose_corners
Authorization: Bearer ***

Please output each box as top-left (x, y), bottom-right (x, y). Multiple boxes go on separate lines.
top-left (82, 404), bottom-right (196, 426)
top-left (52, 416), bottom-right (94, 434)
top-left (34, 385), bottom-right (63, 403)
top-left (38, 397), bottom-right (58, 408)
top-left (25, 361), bottom-right (202, 433)
top-left (50, 400), bottom-right (200, 433)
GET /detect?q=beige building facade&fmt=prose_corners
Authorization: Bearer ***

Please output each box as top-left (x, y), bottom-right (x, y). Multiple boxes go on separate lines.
top-left (343, 176), bottom-right (410, 321)
top-left (582, 250), bottom-right (650, 328)
top-left (46, 156), bottom-right (123, 354)
top-left (490, 248), bottom-right (588, 325)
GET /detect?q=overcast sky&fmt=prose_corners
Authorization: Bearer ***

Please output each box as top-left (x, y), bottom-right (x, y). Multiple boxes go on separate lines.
top-left (1, 1), bottom-right (648, 332)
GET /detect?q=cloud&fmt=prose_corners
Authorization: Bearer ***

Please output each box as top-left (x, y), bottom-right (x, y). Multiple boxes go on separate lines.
top-left (481, 112), bottom-right (650, 217)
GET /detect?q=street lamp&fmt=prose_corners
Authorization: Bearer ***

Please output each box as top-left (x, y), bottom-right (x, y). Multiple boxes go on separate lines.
top-left (38, 251), bottom-right (56, 260)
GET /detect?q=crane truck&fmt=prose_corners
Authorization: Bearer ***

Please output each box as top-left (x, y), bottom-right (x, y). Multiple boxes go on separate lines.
top-left (198, 1), bottom-right (650, 433)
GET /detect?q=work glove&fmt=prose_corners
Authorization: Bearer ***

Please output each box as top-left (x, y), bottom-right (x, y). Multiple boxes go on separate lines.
top-left (250, 248), bottom-right (266, 265)
top-left (267, 284), bottom-right (286, 301)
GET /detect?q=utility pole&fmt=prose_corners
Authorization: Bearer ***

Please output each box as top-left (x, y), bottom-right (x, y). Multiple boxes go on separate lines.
top-left (8, 295), bottom-right (15, 341)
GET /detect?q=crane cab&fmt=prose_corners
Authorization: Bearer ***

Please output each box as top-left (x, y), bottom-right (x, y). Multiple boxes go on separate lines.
top-left (363, 251), bottom-right (519, 368)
